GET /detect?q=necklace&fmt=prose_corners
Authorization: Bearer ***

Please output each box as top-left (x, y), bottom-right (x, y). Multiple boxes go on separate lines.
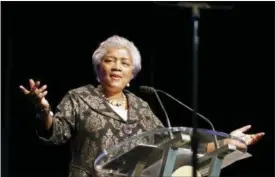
top-left (104, 94), bottom-right (126, 107)
top-left (98, 85), bottom-right (132, 135)
top-left (99, 86), bottom-right (127, 107)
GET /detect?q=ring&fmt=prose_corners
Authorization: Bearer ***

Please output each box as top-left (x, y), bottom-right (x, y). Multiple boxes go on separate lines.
top-left (30, 86), bottom-right (37, 93)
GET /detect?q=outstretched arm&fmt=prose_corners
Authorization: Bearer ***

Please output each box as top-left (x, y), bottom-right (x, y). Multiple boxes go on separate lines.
top-left (19, 79), bottom-right (78, 145)
top-left (36, 92), bottom-right (78, 145)
top-left (206, 125), bottom-right (265, 153)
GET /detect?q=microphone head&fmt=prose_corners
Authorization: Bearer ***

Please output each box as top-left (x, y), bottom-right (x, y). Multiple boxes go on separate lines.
top-left (140, 86), bottom-right (154, 93)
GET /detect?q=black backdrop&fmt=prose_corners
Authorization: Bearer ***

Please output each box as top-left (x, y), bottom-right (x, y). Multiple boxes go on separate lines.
top-left (2, 2), bottom-right (274, 177)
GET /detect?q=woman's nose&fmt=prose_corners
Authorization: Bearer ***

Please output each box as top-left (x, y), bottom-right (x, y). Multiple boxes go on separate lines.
top-left (113, 61), bottom-right (122, 70)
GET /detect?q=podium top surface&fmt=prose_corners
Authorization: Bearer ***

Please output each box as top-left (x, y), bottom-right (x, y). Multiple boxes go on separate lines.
top-left (94, 126), bottom-right (247, 176)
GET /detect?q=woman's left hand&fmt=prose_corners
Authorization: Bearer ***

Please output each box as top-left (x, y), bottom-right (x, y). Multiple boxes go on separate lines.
top-left (229, 125), bottom-right (265, 146)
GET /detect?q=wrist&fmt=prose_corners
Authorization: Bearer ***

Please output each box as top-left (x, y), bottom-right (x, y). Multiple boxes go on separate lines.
top-left (36, 106), bottom-right (53, 120)
top-left (35, 103), bottom-right (50, 109)
top-left (223, 138), bottom-right (231, 145)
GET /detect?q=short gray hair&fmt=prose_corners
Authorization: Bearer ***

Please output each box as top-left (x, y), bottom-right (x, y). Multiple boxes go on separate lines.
top-left (92, 35), bottom-right (142, 77)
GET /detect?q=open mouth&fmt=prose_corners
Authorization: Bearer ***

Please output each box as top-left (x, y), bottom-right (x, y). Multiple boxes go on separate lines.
top-left (110, 74), bottom-right (122, 79)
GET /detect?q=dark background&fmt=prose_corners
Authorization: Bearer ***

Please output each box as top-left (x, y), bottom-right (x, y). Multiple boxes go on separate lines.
top-left (2, 1), bottom-right (274, 177)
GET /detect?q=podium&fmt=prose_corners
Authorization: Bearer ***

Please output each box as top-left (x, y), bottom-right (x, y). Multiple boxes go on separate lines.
top-left (94, 127), bottom-right (251, 177)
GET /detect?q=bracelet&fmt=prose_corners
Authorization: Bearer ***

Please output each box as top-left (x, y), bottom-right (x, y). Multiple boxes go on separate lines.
top-left (40, 106), bottom-right (51, 114)
top-left (36, 106), bottom-right (53, 120)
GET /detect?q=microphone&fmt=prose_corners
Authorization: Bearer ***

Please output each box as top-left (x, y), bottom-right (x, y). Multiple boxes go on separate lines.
top-left (140, 86), bottom-right (219, 149)
top-left (140, 86), bottom-right (173, 139)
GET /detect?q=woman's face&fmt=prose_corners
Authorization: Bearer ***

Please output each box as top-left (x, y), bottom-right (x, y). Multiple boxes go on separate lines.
top-left (98, 47), bottom-right (133, 93)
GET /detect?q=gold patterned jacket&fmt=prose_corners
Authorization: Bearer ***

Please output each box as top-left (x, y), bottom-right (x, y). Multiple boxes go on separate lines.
top-left (37, 84), bottom-right (166, 177)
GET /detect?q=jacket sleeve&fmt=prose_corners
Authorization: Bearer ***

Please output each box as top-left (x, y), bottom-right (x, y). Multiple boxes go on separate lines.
top-left (36, 91), bottom-right (78, 145)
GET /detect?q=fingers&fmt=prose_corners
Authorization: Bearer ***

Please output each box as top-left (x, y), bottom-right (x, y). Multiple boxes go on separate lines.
top-left (252, 132), bottom-right (265, 143)
top-left (35, 80), bottom-right (40, 88)
top-left (30, 81), bottom-right (41, 93)
top-left (257, 132), bottom-right (265, 136)
top-left (35, 85), bottom-right (48, 100)
top-left (20, 79), bottom-right (47, 98)
top-left (251, 132), bottom-right (265, 138)
top-left (29, 79), bottom-right (36, 88)
top-left (19, 85), bottom-right (30, 94)
top-left (41, 91), bottom-right (48, 97)
top-left (245, 132), bottom-right (265, 145)
top-left (21, 79), bottom-right (43, 93)
top-left (29, 79), bottom-right (40, 90)
top-left (237, 125), bottom-right (252, 133)
top-left (38, 91), bottom-right (48, 99)
top-left (35, 84), bottom-right (47, 98)
top-left (38, 84), bottom-right (47, 93)
top-left (230, 125), bottom-right (265, 146)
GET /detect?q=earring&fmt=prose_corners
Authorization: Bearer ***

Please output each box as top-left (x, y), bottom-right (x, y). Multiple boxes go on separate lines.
top-left (127, 83), bottom-right (130, 87)
top-left (96, 76), bottom-right (100, 82)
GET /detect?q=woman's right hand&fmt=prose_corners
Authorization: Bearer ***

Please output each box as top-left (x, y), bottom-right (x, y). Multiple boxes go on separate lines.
top-left (19, 79), bottom-right (50, 109)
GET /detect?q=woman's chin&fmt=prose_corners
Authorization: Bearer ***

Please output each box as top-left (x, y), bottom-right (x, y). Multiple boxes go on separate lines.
top-left (106, 82), bottom-right (124, 90)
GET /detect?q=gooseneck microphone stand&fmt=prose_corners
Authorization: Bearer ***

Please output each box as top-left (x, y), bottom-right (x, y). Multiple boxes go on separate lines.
top-left (191, 5), bottom-right (200, 177)
top-left (177, 3), bottom-right (233, 177)
top-left (152, 2), bottom-right (233, 176)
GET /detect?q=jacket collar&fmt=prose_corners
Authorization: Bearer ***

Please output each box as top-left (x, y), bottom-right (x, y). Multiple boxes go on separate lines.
top-left (75, 84), bottom-right (143, 124)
